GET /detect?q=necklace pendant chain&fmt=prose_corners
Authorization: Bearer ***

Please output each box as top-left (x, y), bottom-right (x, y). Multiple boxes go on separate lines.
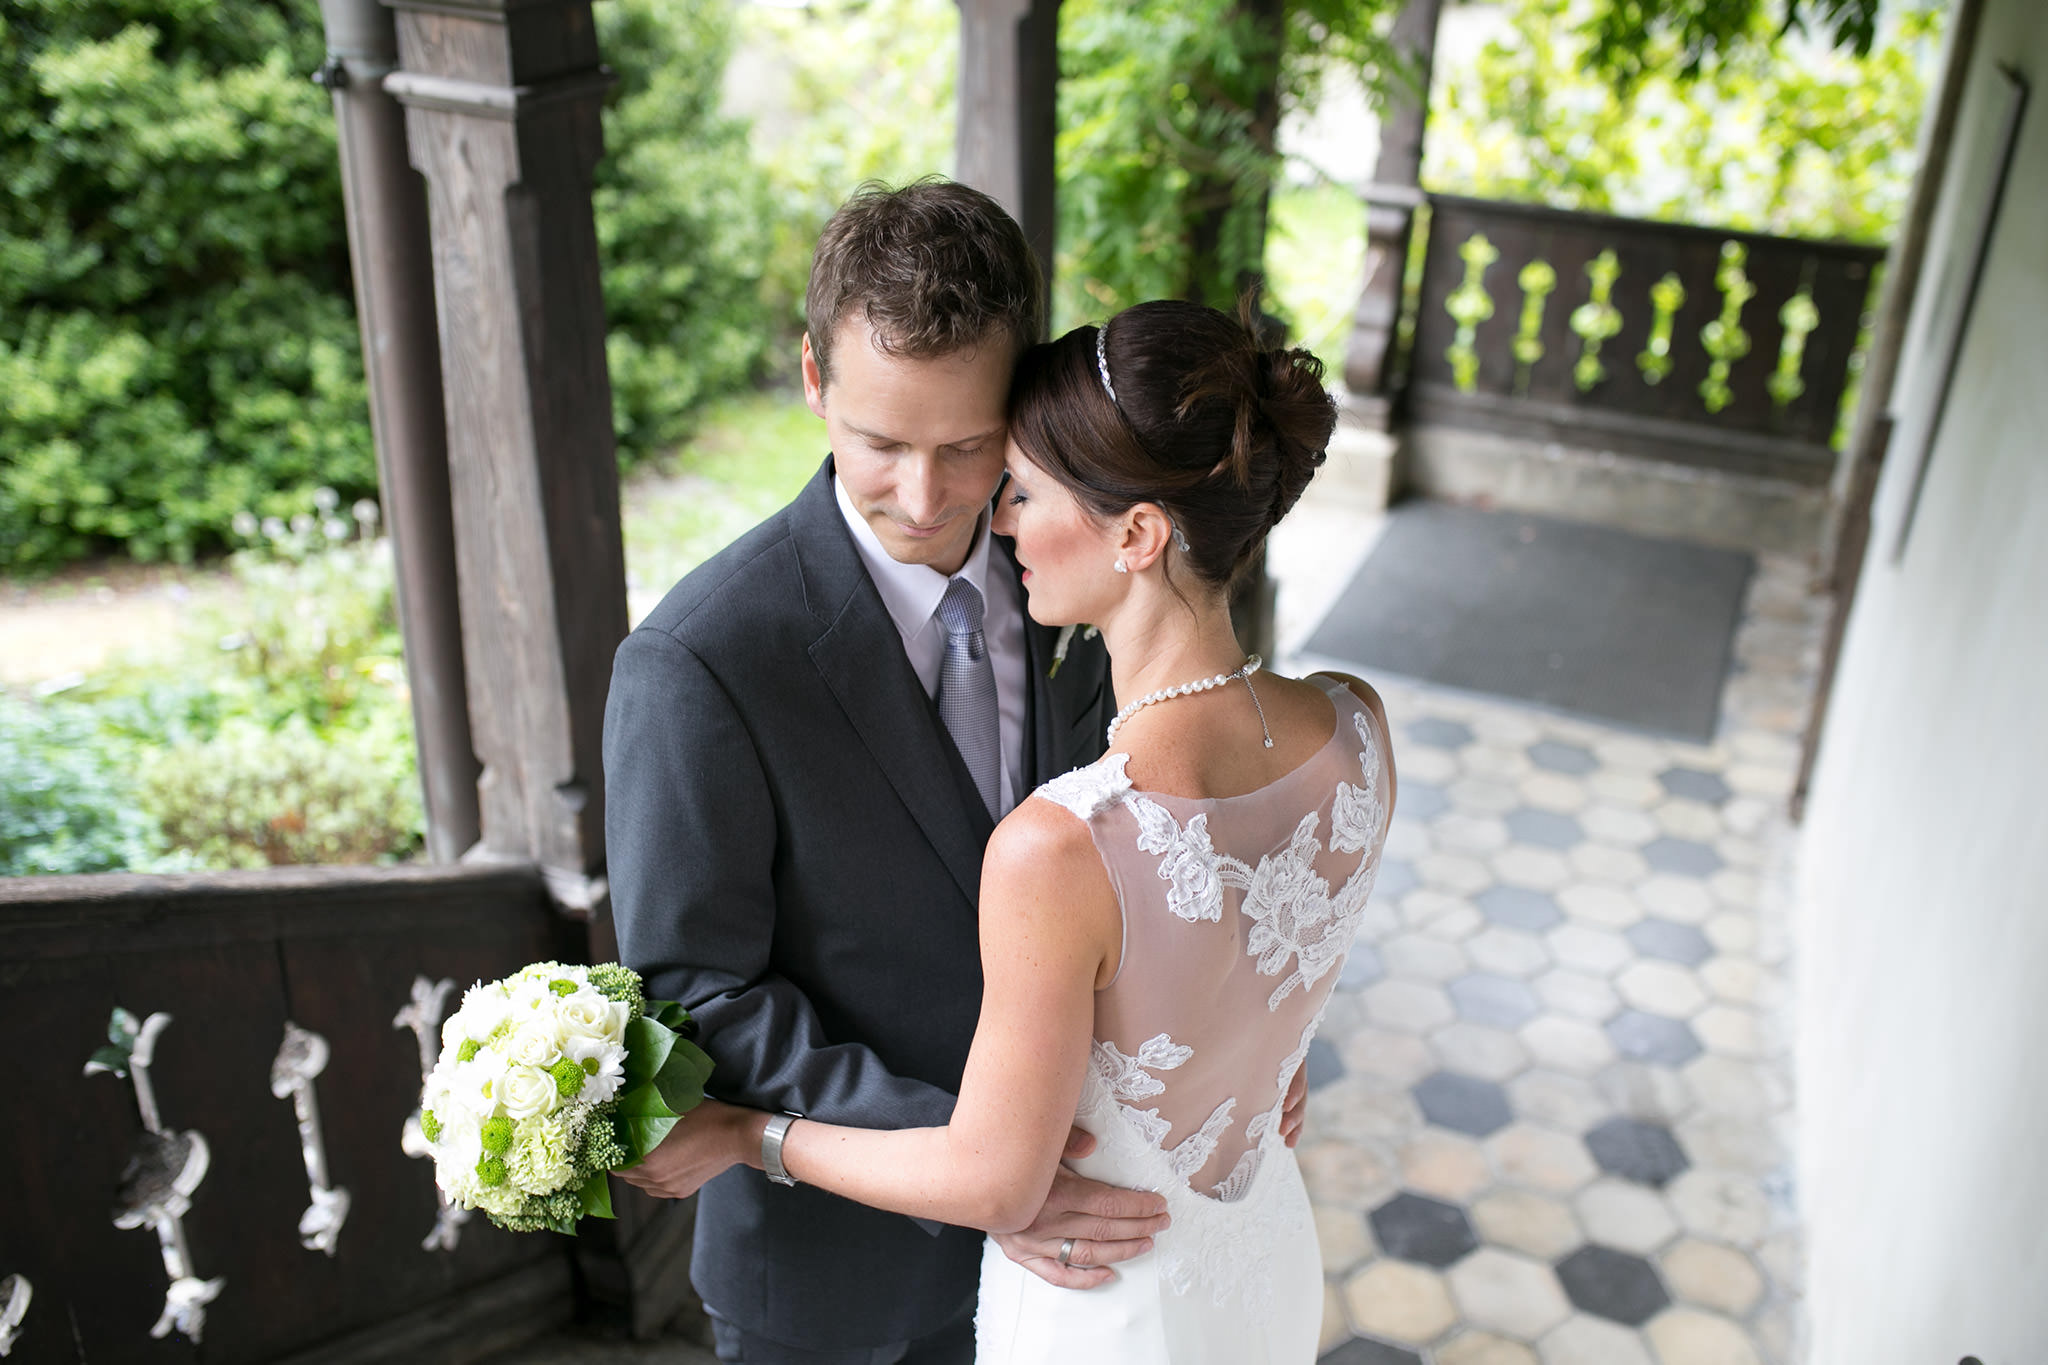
top-left (1105, 654), bottom-right (1272, 749)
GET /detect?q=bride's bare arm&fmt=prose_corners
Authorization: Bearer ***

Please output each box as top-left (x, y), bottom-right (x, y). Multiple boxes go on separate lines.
top-left (757, 801), bottom-right (1121, 1231)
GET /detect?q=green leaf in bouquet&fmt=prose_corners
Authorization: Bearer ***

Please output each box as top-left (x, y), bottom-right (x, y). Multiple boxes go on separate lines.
top-left (613, 1080), bottom-right (682, 1166)
top-left (621, 1015), bottom-right (677, 1092)
top-left (646, 997), bottom-right (697, 1039)
top-left (651, 1037), bottom-right (714, 1117)
top-left (577, 1169), bottom-right (615, 1221)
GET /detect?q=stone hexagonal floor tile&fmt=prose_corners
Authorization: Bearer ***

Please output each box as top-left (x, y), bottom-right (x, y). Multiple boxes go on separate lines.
top-left (1567, 842), bottom-right (1651, 885)
top-left (1579, 804), bottom-right (1659, 847)
top-left (1369, 1190), bottom-right (1481, 1268)
top-left (1651, 799), bottom-right (1724, 842)
top-left (1319, 1335), bottom-right (1426, 1365)
top-left (1316, 1204), bottom-right (1374, 1278)
top-left (1485, 1121), bottom-right (1599, 1194)
top-left (1537, 1312), bottom-right (1656, 1365)
top-left (1546, 923), bottom-right (1633, 976)
top-left (1299, 1139), bottom-right (1399, 1211)
top-left (1465, 927), bottom-right (1553, 978)
top-left (1573, 1178), bottom-right (1680, 1255)
top-left (1690, 1003), bottom-right (1761, 1059)
top-left (1449, 971), bottom-right (1544, 1029)
top-left (1532, 969), bottom-right (1621, 1023)
top-left (1643, 1307), bottom-right (1762, 1365)
top-left (1409, 716), bottom-right (1477, 750)
top-left (1413, 1069), bottom-right (1515, 1138)
top-left (1637, 875), bottom-right (1717, 924)
top-left (1554, 1244), bottom-right (1672, 1326)
top-left (1556, 883), bottom-right (1643, 931)
top-left (1438, 1331), bottom-right (1541, 1365)
top-left (1593, 1061), bottom-right (1696, 1126)
top-left (1477, 885), bottom-right (1565, 932)
top-left (1507, 1069), bottom-right (1610, 1134)
top-left (1448, 1247), bottom-right (1573, 1340)
top-left (1615, 961), bottom-right (1709, 1018)
top-left (1343, 1258), bottom-right (1459, 1346)
top-left (1625, 917), bottom-right (1714, 967)
top-left (1665, 1169), bottom-right (1772, 1246)
top-left (1519, 772), bottom-right (1591, 815)
top-left (1340, 943), bottom-right (1387, 991)
top-left (1383, 931), bottom-right (1471, 984)
top-left (1431, 1021), bottom-right (1533, 1083)
top-left (1503, 808), bottom-right (1585, 851)
top-left (1307, 1037), bottom-right (1346, 1089)
top-left (1364, 979), bottom-right (1457, 1034)
top-left (1375, 857), bottom-right (1422, 902)
top-left (1583, 1116), bottom-right (1690, 1188)
top-left (1520, 1016), bottom-right (1618, 1076)
top-left (1470, 1186), bottom-right (1583, 1261)
top-left (1657, 765), bottom-right (1733, 806)
top-left (1449, 775), bottom-right (1522, 815)
top-left (1493, 844), bottom-right (1575, 891)
top-left (1396, 782), bottom-right (1454, 823)
top-left (1657, 1237), bottom-right (1765, 1316)
top-left (1605, 1009), bottom-right (1704, 1067)
top-left (1339, 1026), bottom-right (1437, 1089)
top-left (1420, 852), bottom-right (1498, 898)
top-left (1435, 811), bottom-right (1513, 855)
top-left (1528, 740), bottom-right (1599, 775)
top-left (1322, 1281), bottom-right (1352, 1356)
top-left (1641, 836), bottom-right (1725, 879)
top-left (1399, 1129), bottom-right (1495, 1204)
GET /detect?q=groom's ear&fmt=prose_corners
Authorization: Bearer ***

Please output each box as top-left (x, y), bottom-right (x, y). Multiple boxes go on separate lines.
top-left (801, 333), bottom-right (828, 419)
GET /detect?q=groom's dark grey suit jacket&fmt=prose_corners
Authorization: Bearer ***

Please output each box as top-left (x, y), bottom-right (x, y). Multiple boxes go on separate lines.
top-left (603, 459), bottom-right (1112, 1351)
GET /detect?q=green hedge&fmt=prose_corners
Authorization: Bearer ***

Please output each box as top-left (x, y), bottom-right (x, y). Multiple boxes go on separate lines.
top-left (0, 0), bottom-right (776, 572)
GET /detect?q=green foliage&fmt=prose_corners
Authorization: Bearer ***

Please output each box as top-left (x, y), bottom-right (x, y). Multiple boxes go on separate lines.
top-left (1582, 0), bottom-right (1885, 89)
top-left (1054, 0), bottom-right (1396, 329)
top-left (0, 695), bottom-right (162, 876)
top-left (0, 0), bottom-right (372, 570)
top-left (1423, 0), bottom-right (1939, 243)
top-left (0, 0), bottom-right (778, 569)
top-left (596, 0), bottom-right (779, 461)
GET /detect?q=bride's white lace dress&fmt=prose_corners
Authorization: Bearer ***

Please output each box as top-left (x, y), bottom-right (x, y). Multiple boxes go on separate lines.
top-left (975, 673), bottom-right (1395, 1364)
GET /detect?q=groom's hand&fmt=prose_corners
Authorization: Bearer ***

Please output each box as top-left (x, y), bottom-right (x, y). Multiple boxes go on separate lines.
top-left (991, 1127), bottom-right (1172, 1289)
top-left (615, 1100), bottom-right (762, 1201)
top-left (1280, 1062), bottom-right (1308, 1147)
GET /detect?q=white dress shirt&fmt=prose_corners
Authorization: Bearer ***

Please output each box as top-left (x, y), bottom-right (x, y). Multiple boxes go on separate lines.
top-left (834, 475), bottom-right (1028, 816)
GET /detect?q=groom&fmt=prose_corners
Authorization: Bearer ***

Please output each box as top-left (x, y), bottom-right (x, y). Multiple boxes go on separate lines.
top-left (603, 180), bottom-right (1301, 1363)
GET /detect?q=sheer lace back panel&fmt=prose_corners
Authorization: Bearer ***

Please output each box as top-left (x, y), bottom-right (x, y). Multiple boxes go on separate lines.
top-left (1036, 673), bottom-right (1394, 1203)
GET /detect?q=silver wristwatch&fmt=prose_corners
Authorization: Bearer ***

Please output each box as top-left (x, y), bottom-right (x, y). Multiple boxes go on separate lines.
top-left (761, 1112), bottom-right (802, 1187)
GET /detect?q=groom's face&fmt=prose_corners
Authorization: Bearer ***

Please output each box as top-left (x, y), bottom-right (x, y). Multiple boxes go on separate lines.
top-left (804, 318), bottom-right (1012, 576)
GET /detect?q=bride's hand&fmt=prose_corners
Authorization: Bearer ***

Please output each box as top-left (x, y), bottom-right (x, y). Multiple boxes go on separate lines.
top-left (615, 1098), bottom-right (768, 1201)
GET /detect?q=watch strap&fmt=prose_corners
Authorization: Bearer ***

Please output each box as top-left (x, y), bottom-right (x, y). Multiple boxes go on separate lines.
top-left (762, 1112), bottom-right (801, 1187)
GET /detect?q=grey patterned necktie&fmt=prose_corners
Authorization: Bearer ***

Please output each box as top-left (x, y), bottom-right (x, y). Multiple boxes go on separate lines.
top-left (935, 576), bottom-right (1001, 820)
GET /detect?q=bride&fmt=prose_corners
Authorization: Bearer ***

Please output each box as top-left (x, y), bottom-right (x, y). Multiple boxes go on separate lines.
top-left (675, 298), bottom-right (1394, 1363)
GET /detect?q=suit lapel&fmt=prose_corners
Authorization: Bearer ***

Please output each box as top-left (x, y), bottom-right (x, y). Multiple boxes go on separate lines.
top-left (794, 464), bottom-right (994, 907)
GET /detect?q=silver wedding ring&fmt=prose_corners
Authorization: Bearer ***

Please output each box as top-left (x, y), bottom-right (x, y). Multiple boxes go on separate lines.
top-left (1057, 1237), bottom-right (1077, 1268)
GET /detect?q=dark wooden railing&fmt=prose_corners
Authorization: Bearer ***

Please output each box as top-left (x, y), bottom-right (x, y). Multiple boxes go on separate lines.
top-left (1399, 193), bottom-right (1887, 484)
top-left (0, 864), bottom-right (584, 1364)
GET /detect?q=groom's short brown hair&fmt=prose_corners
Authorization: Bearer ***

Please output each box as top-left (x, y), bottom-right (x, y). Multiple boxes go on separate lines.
top-left (805, 177), bottom-right (1044, 388)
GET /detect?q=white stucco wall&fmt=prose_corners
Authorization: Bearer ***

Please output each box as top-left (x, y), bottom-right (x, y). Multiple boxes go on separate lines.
top-left (1797, 4), bottom-right (2048, 1362)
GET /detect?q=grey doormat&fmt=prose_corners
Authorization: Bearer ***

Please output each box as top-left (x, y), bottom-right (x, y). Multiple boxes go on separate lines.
top-left (1303, 502), bottom-right (1754, 742)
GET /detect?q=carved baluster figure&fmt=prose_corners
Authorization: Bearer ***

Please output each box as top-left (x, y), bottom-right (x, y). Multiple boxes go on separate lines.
top-left (0, 1274), bottom-right (30, 1357)
top-left (394, 976), bottom-right (469, 1251)
top-left (271, 1023), bottom-right (351, 1255)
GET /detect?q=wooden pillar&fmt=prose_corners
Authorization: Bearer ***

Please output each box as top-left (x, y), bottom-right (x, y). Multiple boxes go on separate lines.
top-left (1342, 0), bottom-right (1445, 430)
top-left (316, 0), bottom-right (482, 866)
top-left (382, 0), bottom-right (628, 912)
top-left (955, 0), bottom-right (1061, 325)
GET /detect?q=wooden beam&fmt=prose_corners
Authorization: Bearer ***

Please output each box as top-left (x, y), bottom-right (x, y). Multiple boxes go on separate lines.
top-left (382, 0), bottom-right (628, 905)
top-left (1342, 0), bottom-right (1446, 424)
top-left (955, 0), bottom-right (1060, 323)
top-left (316, 0), bottom-right (482, 865)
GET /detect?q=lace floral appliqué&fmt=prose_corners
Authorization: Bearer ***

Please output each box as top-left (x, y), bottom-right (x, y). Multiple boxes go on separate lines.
top-left (1128, 798), bottom-right (1251, 923)
top-left (1035, 753), bottom-right (1135, 820)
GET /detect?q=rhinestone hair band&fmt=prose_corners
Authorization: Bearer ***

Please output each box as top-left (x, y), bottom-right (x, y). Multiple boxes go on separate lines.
top-left (1094, 322), bottom-right (1118, 406)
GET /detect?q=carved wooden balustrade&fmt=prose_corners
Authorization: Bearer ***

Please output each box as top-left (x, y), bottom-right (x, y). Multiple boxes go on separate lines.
top-left (0, 865), bottom-right (583, 1364)
top-left (1396, 194), bottom-right (1887, 485)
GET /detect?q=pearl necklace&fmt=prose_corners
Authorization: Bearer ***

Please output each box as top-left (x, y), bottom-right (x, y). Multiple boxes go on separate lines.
top-left (1105, 654), bottom-right (1273, 749)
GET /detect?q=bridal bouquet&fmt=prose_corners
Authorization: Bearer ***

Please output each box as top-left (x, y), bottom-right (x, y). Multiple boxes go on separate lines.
top-left (417, 962), bottom-right (711, 1234)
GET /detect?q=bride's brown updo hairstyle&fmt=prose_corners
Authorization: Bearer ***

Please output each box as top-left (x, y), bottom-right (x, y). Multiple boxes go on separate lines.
top-left (1006, 297), bottom-right (1336, 590)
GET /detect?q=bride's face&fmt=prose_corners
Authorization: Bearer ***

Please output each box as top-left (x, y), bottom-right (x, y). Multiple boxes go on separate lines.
top-left (991, 442), bottom-right (1120, 626)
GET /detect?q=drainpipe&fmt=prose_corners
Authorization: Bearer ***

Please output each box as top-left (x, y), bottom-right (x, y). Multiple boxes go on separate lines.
top-left (315, 0), bottom-right (482, 863)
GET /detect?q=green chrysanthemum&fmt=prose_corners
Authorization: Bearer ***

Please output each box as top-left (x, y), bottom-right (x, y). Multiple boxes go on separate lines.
top-left (457, 1038), bottom-right (482, 1062)
top-left (477, 1155), bottom-right (508, 1188)
top-left (549, 1057), bottom-right (586, 1099)
top-left (420, 1109), bottom-right (443, 1143)
top-left (480, 1115), bottom-right (514, 1155)
top-left (549, 978), bottom-right (578, 996)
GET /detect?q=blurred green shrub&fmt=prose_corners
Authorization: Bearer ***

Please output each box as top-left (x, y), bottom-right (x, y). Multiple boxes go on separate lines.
top-left (1424, 0), bottom-right (1940, 243)
top-left (0, 0), bottom-right (775, 571)
top-left (0, 695), bottom-right (163, 876)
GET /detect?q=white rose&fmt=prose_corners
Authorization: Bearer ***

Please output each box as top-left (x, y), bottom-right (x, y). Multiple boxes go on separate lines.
top-left (500, 1065), bottom-right (560, 1119)
top-left (556, 992), bottom-right (630, 1046)
top-left (505, 1023), bottom-right (562, 1070)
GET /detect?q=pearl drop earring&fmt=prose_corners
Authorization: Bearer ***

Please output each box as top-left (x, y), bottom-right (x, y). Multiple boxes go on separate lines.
top-left (1113, 559), bottom-right (1128, 573)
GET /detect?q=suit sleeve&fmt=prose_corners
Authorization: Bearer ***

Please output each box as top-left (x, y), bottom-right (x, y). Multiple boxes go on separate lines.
top-left (604, 626), bottom-right (958, 1132)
